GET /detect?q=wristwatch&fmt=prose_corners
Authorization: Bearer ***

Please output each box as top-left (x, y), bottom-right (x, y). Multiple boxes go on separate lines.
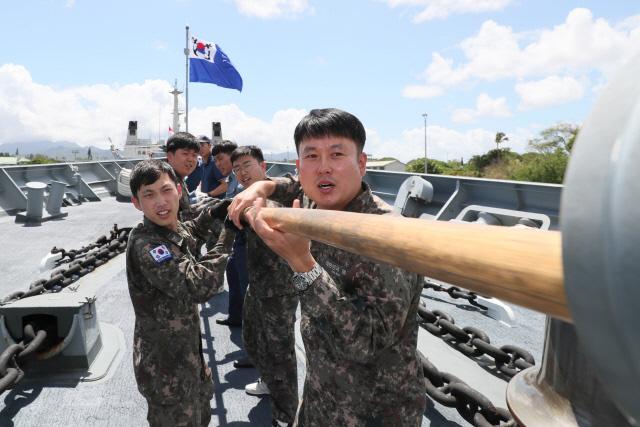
top-left (292, 262), bottom-right (323, 292)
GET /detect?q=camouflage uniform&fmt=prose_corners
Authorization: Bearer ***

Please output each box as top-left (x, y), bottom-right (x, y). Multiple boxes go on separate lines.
top-left (178, 178), bottom-right (223, 247)
top-left (126, 206), bottom-right (229, 427)
top-left (245, 199), bottom-right (300, 423)
top-left (178, 179), bottom-right (196, 222)
top-left (270, 176), bottom-right (426, 427)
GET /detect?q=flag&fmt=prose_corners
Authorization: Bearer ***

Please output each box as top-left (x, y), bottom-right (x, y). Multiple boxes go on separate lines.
top-left (189, 37), bottom-right (243, 92)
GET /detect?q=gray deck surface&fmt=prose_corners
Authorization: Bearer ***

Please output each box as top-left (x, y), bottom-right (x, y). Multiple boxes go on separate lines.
top-left (0, 197), bottom-right (544, 426)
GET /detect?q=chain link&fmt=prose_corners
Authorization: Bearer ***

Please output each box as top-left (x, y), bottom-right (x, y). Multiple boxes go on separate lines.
top-left (1, 225), bottom-right (130, 306)
top-left (0, 225), bottom-right (130, 393)
top-left (418, 305), bottom-right (535, 379)
top-left (424, 279), bottom-right (488, 310)
top-left (419, 351), bottom-right (517, 427)
top-left (0, 323), bottom-right (47, 394)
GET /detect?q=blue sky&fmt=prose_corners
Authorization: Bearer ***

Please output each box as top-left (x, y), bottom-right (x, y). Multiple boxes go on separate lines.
top-left (1, 0), bottom-right (639, 161)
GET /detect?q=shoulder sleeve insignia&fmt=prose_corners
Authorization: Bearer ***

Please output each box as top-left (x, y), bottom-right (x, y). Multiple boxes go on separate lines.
top-left (149, 244), bottom-right (173, 264)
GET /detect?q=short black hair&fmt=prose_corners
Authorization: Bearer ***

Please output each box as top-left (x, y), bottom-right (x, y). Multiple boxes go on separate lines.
top-left (130, 159), bottom-right (179, 197)
top-left (212, 140), bottom-right (238, 157)
top-left (231, 145), bottom-right (264, 164)
top-left (197, 135), bottom-right (211, 145)
top-left (165, 132), bottom-right (200, 153)
top-left (294, 108), bottom-right (366, 154)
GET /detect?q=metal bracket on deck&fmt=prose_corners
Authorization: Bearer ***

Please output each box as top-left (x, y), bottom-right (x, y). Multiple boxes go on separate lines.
top-left (0, 284), bottom-right (123, 383)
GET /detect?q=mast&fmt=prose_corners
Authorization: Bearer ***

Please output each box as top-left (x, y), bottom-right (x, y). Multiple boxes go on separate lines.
top-left (170, 79), bottom-right (183, 133)
top-left (184, 25), bottom-right (190, 133)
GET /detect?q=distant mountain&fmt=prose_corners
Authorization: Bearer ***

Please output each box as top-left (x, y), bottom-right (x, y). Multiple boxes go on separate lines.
top-left (263, 151), bottom-right (297, 162)
top-left (0, 141), bottom-right (113, 160)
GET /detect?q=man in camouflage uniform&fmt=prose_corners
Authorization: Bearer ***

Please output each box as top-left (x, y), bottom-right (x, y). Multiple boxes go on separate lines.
top-left (165, 132), bottom-right (200, 222)
top-left (126, 159), bottom-right (231, 426)
top-left (229, 109), bottom-right (426, 426)
top-left (216, 146), bottom-right (300, 426)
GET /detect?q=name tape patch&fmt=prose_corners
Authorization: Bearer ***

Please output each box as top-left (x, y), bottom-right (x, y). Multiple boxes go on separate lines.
top-left (149, 245), bottom-right (173, 264)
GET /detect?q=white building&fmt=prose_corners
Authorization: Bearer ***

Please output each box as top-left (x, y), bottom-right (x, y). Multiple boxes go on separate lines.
top-left (366, 159), bottom-right (406, 172)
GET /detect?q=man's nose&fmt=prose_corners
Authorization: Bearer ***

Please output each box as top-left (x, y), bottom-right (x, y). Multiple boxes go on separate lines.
top-left (318, 155), bottom-right (332, 174)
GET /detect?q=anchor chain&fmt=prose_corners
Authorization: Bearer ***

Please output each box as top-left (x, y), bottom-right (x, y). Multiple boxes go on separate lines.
top-left (0, 225), bottom-right (131, 305)
top-left (423, 279), bottom-right (488, 310)
top-left (419, 351), bottom-right (516, 427)
top-left (418, 305), bottom-right (535, 378)
top-left (0, 225), bottom-right (131, 393)
top-left (0, 323), bottom-right (48, 394)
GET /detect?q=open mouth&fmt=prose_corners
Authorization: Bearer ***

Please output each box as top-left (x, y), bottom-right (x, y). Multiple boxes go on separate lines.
top-left (317, 182), bottom-right (335, 192)
top-left (156, 209), bottom-right (170, 218)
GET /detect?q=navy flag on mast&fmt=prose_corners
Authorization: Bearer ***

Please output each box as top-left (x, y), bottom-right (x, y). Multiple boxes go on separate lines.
top-left (189, 37), bottom-right (243, 92)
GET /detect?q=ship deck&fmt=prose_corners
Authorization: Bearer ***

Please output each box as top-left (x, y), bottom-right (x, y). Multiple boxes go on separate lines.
top-left (0, 196), bottom-right (545, 426)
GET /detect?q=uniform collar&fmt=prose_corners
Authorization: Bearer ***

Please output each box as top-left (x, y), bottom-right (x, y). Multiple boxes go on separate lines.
top-left (143, 217), bottom-right (184, 246)
top-left (342, 181), bottom-right (374, 213)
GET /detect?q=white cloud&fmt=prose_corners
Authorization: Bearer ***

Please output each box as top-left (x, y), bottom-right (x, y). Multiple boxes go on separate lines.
top-left (233, 0), bottom-right (314, 19)
top-left (0, 64), bottom-right (175, 149)
top-left (366, 125), bottom-right (532, 163)
top-left (0, 64), bottom-right (307, 154)
top-left (515, 76), bottom-right (585, 110)
top-left (404, 8), bottom-right (640, 98)
top-left (0, 64), bottom-right (537, 165)
top-left (188, 105), bottom-right (307, 153)
top-left (401, 83), bottom-right (444, 99)
top-left (382, 0), bottom-right (511, 22)
top-left (65, 0), bottom-right (75, 8)
top-left (451, 93), bottom-right (511, 123)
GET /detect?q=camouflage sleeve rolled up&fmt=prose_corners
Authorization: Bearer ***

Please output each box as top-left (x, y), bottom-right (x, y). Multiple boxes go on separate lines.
top-left (130, 237), bottom-right (228, 303)
top-left (181, 203), bottom-right (221, 243)
top-left (300, 258), bottom-right (419, 364)
top-left (178, 179), bottom-right (197, 222)
top-left (212, 225), bottom-right (236, 254)
top-left (269, 174), bottom-right (302, 207)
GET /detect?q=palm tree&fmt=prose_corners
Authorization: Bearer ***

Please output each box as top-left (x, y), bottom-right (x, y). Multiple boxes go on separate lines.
top-left (495, 132), bottom-right (509, 150)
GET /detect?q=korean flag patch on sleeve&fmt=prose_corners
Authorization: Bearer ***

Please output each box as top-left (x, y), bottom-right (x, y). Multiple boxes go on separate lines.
top-left (149, 245), bottom-right (173, 264)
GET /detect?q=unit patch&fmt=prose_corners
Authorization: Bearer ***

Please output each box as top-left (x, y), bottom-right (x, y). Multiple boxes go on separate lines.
top-left (149, 245), bottom-right (173, 264)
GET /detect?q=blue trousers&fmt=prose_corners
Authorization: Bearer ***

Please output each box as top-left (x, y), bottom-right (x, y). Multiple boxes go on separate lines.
top-left (225, 231), bottom-right (248, 322)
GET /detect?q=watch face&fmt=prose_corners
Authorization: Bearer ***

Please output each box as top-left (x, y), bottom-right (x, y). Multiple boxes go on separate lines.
top-left (292, 275), bottom-right (307, 291)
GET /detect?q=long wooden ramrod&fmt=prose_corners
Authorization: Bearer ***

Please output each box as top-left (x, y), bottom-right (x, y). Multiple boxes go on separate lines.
top-left (256, 207), bottom-right (569, 322)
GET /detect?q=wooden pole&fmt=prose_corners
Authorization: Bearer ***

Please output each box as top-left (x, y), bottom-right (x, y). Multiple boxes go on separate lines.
top-left (258, 208), bottom-right (569, 322)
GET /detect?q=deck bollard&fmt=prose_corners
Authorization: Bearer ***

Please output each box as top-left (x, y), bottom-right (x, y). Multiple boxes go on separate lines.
top-left (24, 181), bottom-right (47, 222)
top-left (46, 181), bottom-right (67, 215)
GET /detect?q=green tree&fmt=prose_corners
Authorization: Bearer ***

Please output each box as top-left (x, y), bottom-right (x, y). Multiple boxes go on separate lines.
top-left (495, 132), bottom-right (509, 150)
top-left (405, 158), bottom-right (444, 175)
top-left (528, 123), bottom-right (578, 154)
top-left (509, 123), bottom-right (579, 184)
top-left (468, 148), bottom-right (520, 173)
top-left (511, 150), bottom-right (568, 184)
top-left (27, 154), bottom-right (57, 164)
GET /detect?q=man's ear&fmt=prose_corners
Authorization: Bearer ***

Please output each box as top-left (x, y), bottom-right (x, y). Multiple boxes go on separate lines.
top-left (358, 151), bottom-right (367, 177)
top-left (260, 161), bottom-right (267, 173)
top-left (176, 182), bottom-right (182, 196)
top-left (131, 196), bottom-right (142, 211)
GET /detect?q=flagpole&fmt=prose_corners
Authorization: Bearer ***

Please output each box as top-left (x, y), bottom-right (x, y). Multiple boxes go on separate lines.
top-left (184, 25), bottom-right (190, 133)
